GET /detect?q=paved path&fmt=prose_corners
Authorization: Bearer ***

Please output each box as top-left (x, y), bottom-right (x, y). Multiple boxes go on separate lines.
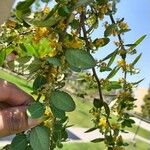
top-left (67, 127), bottom-right (150, 144)
top-left (0, 125), bottom-right (150, 147)
top-left (132, 117), bottom-right (150, 131)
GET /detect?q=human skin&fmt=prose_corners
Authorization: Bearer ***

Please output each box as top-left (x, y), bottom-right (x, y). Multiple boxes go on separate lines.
top-left (0, 79), bottom-right (42, 137)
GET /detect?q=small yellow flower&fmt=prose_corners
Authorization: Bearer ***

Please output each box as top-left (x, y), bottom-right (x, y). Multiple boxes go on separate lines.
top-left (43, 7), bottom-right (50, 14)
top-left (44, 106), bottom-right (54, 128)
top-left (117, 59), bottom-right (126, 68)
top-left (58, 20), bottom-right (66, 31)
top-left (95, 38), bottom-right (105, 47)
top-left (99, 117), bottom-right (107, 127)
top-left (118, 22), bottom-right (128, 30)
top-left (48, 49), bottom-right (58, 57)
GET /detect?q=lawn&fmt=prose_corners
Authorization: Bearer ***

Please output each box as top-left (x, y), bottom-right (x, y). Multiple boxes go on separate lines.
top-left (55, 139), bottom-right (150, 150)
top-left (0, 69), bottom-right (150, 140)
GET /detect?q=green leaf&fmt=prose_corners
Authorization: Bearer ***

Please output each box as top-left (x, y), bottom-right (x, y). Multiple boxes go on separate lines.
top-left (31, 17), bottom-right (61, 27)
top-left (0, 50), bottom-right (6, 66)
top-left (10, 134), bottom-right (28, 150)
top-left (109, 81), bottom-right (122, 90)
top-left (107, 49), bottom-right (118, 67)
top-left (58, 6), bottom-right (70, 17)
top-left (85, 127), bottom-right (97, 133)
top-left (100, 66), bottom-right (112, 72)
top-left (131, 78), bottom-right (144, 85)
top-left (23, 43), bottom-right (38, 57)
top-left (103, 102), bottom-right (110, 117)
top-left (104, 24), bottom-right (116, 37)
top-left (131, 53), bottom-right (142, 67)
top-left (27, 58), bottom-right (41, 74)
top-left (129, 35), bottom-right (146, 50)
top-left (50, 90), bottom-right (76, 112)
top-left (106, 66), bottom-right (120, 80)
top-left (75, 0), bottom-right (93, 8)
top-left (102, 49), bottom-right (118, 61)
top-left (30, 125), bottom-right (50, 150)
top-left (93, 98), bottom-right (103, 108)
top-left (70, 19), bottom-right (80, 29)
top-left (16, 56), bottom-right (32, 65)
top-left (47, 57), bottom-right (61, 66)
top-left (50, 105), bottom-right (66, 119)
top-left (16, 0), bottom-right (35, 21)
top-left (33, 75), bottom-right (47, 91)
top-left (91, 138), bottom-right (105, 143)
top-left (65, 49), bottom-right (96, 70)
top-left (27, 102), bottom-right (45, 118)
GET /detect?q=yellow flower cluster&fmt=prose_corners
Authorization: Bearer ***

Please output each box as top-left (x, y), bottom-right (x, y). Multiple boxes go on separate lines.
top-left (95, 38), bottom-right (105, 47)
top-left (117, 59), bottom-right (126, 69)
top-left (64, 37), bottom-right (84, 49)
top-left (33, 27), bottom-right (49, 42)
top-left (104, 22), bottom-right (118, 36)
top-left (98, 3), bottom-right (112, 20)
top-left (58, 20), bottom-right (66, 31)
top-left (44, 106), bottom-right (54, 128)
top-left (118, 22), bottom-right (128, 30)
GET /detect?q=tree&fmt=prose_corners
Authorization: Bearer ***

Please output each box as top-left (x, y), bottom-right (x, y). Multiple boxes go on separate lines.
top-left (0, 0), bottom-right (145, 150)
top-left (142, 85), bottom-right (150, 119)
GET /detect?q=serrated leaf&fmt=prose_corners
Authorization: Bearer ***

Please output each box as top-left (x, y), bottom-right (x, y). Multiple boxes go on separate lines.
top-left (131, 53), bottom-right (142, 67)
top-left (106, 66), bottom-right (120, 80)
top-left (27, 102), bottom-right (45, 118)
top-left (91, 138), bottom-right (105, 143)
top-left (50, 90), bottom-right (76, 112)
top-left (129, 35), bottom-right (146, 50)
top-left (65, 49), bottom-right (96, 70)
top-left (85, 127), bottom-right (97, 133)
top-left (33, 75), bottom-right (47, 91)
top-left (30, 125), bottom-right (50, 150)
top-left (10, 134), bottom-right (28, 150)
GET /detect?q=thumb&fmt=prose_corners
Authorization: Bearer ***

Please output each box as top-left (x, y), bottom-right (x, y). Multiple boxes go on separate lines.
top-left (0, 106), bottom-right (43, 137)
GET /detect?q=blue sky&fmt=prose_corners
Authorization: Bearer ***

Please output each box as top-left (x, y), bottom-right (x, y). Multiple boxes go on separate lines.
top-left (14, 0), bottom-right (150, 88)
top-left (116, 0), bottom-right (150, 88)
top-left (92, 0), bottom-right (150, 88)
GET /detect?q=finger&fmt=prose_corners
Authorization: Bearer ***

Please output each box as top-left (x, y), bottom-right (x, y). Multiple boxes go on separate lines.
top-left (0, 79), bottom-right (33, 106)
top-left (0, 106), bottom-right (43, 137)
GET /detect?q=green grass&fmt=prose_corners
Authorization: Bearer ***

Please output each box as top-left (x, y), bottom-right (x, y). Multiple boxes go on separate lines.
top-left (55, 139), bottom-right (150, 150)
top-left (0, 69), bottom-right (150, 140)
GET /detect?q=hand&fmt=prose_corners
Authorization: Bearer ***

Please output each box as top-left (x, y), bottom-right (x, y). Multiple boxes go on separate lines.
top-left (0, 79), bottom-right (42, 137)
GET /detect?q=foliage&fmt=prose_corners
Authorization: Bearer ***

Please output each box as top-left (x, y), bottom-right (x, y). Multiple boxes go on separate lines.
top-left (0, 0), bottom-right (145, 150)
top-left (141, 85), bottom-right (150, 120)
